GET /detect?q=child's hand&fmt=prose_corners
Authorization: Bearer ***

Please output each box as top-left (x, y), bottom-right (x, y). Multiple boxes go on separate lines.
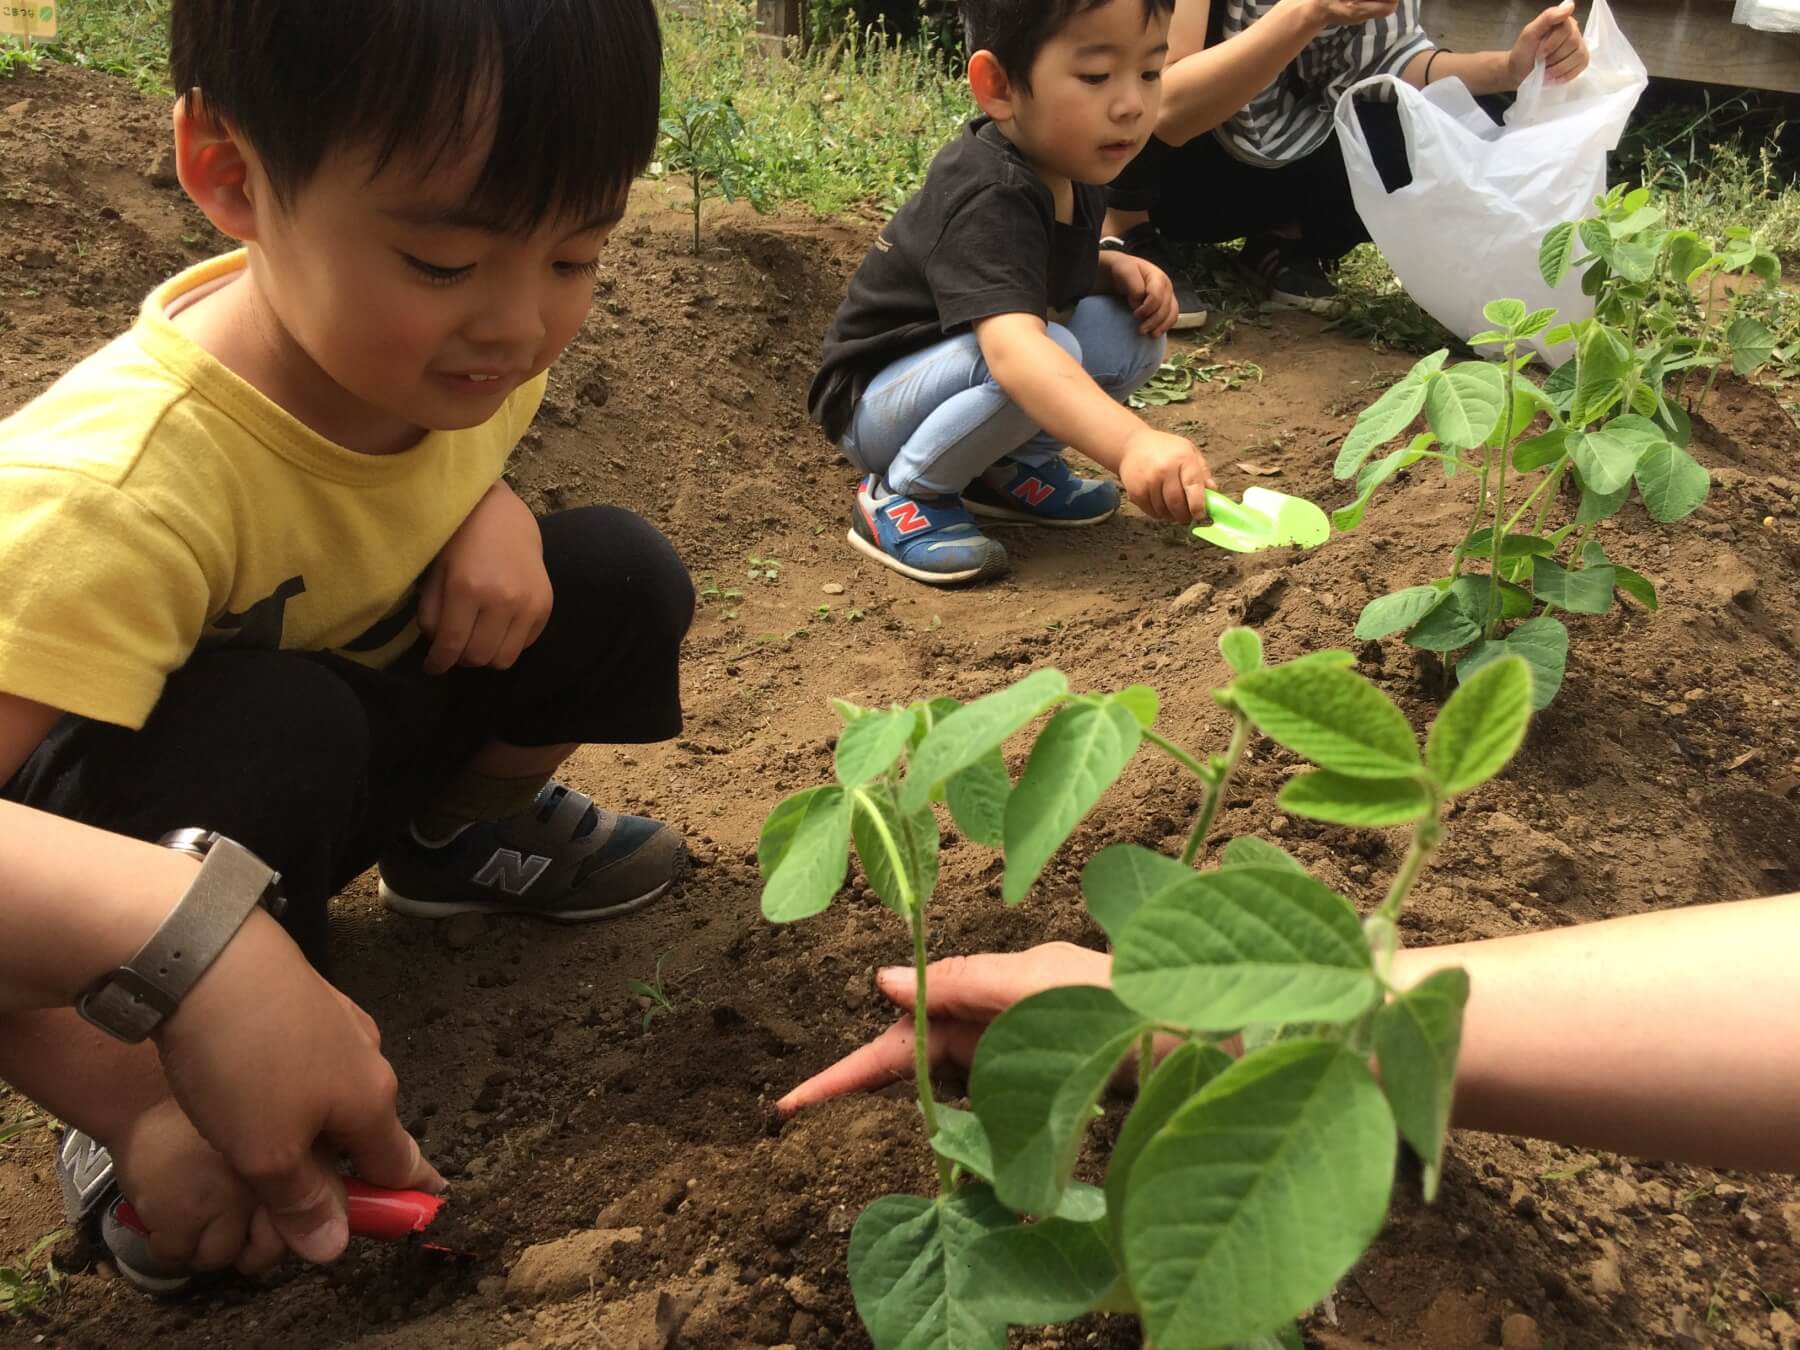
top-left (1119, 428), bottom-right (1217, 522)
top-left (1101, 251), bottom-right (1179, 336)
top-left (110, 1097), bottom-right (290, 1276)
top-left (1508, 1), bottom-right (1587, 84)
top-left (419, 482), bottom-right (552, 676)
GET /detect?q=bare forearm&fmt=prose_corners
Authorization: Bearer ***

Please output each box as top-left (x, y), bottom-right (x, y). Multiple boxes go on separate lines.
top-left (1392, 894), bottom-right (1800, 1172)
top-left (1158, 0), bottom-right (1328, 145)
top-left (0, 801), bottom-right (196, 1011)
top-left (0, 1009), bottom-right (166, 1142)
top-left (980, 325), bottom-right (1142, 474)
top-left (1400, 46), bottom-right (1515, 95)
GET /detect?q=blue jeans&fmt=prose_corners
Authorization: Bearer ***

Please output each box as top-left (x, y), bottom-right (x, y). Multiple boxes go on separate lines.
top-left (840, 295), bottom-right (1165, 498)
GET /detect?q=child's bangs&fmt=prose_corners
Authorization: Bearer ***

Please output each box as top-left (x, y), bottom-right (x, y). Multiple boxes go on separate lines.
top-left (353, 1), bottom-right (661, 233)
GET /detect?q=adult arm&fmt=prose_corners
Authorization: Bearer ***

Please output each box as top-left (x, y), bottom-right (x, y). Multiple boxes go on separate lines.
top-left (780, 896), bottom-right (1800, 1174)
top-left (1156, 0), bottom-right (1402, 147)
top-left (1398, 1), bottom-right (1588, 94)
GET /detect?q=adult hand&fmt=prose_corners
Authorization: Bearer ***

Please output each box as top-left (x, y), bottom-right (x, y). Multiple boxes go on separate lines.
top-left (151, 910), bottom-right (443, 1265)
top-left (1119, 427), bottom-right (1217, 522)
top-left (1306, 0), bottom-right (1400, 29)
top-left (1508, 1), bottom-right (1588, 84)
top-left (418, 481), bottom-right (553, 675)
top-left (777, 943), bottom-right (1111, 1115)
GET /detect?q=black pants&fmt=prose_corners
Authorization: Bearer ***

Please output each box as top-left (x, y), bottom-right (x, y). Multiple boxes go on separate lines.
top-left (1108, 97), bottom-right (1506, 265)
top-left (5, 506), bottom-right (694, 967)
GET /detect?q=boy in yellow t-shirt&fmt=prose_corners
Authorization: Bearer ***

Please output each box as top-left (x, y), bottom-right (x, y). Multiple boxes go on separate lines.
top-left (0, 0), bottom-right (686, 1289)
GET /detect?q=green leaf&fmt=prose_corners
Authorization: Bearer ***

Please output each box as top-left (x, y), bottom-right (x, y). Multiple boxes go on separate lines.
top-left (1582, 542), bottom-right (1657, 609)
top-left (1335, 351), bottom-right (1447, 478)
top-left (1375, 968), bottom-right (1470, 1201)
top-left (835, 707), bottom-right (919, 788)
top-left (1333, 434), bottom-right (1434, 532)
top-left (1499, 577), bottom-right (1535, 619)
top-left (1517, 306), bottom-right (1558, 339)
top-left (1124, 1041), bottom-right (1397, 1347)
top-left (944, 750), bottom-right (1010, 848)
top-left (1105, 1040), bottom-right (1233, 1254)
top-left (1112, 684), bottom-right (1160, 728)
top-left (1220, 627), bottom-right (1263, 675)
top-left (1542, 356), bottom-right (1577, 413)
top-left (908, 696), bottom-right (962, 750)
top-left (851, 785), bottom-right (940, 915)
top-left (1002, 701), bottom-right (1143, 904)
top-left (971, 986), bottom-right (1149, 1216)
top-left (1083, 843), bottom-right (1195, 942)
top-left (1463, 529), bottom-right (1555, 559)
top-left (1569, 423), bottom-right (1650, 495)
top-left (1112, 867), bottom-right (1377, 1029)
top-left (1635, 442), bottom-right (1710, 522)
top-left (1405, 592), bottom-right (1481, 652)
top-left (1728, 315), bottom-right (1776, 375)
top-left (1663, 228), bottom-right (1711, 284)
top-left (1655, 396), bottom-right (1692, 448)
top-left (1482, 298), bottom-right (1527, 329)
top-left (1531, 554), bottom-right (1616, 614)
top-left (1423, 362), bottom-right (1507, 451)
top-left (1457, 616), bottom-right (1568, 710)
top-left (931, 1105), bottom-right (995, 1181)
top-left (1219, 836), bottom-right (1306, 872)
top-left (1539, 221), bottom-right (1577, 288)
top-left (1573, 323), bottom-right (1631, 423)
top-left (1276, 770), bottom-right (1432, 826)
top-left (848, 1189), bottom-right (1012, 1350)
top-left (1232, 662), bottom-right (1420, 778)
top-left (758, 785), bottom-right (852, 922)
top-left (902, 669), bottom-right (1069, 812)
top-left (967, 1216), bottom-right (1119, 1325)
top-left (1512, 427), bottom-right (1568, 471)
top-left (1426, 654), bottom-right (1532, 794)
top-left (1577, 480), bottom-right (1631, 525)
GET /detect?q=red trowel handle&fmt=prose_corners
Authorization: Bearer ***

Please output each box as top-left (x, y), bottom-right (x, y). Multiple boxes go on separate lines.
top-left (114, 1177), bottom-right (445, 1243)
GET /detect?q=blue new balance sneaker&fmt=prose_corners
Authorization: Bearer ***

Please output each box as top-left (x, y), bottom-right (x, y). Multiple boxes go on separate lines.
top-left (849, 474), bottom-right (1009, 585)
top-left (961, 455), bottom-right (1121, 526)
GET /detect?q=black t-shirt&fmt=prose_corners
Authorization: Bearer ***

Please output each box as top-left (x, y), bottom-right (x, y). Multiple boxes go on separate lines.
top-left (808, 117), bottom-right (1105, 444)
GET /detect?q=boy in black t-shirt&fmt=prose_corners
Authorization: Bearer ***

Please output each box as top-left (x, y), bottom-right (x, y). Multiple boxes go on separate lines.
top-left (809, 0), bottom-right (1217, 586)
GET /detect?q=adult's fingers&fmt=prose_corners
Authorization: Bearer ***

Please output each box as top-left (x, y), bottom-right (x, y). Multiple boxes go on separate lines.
top-left (873, 948), bottom-right (1090, 1022)
top-left (337, 1102), bottom-right (444, 1197)
top-left (423, 599), bottom-right (474, 676)
top-left (192, 1208), bottom-right (253, 1272)
top-left (416, 568), bottom-right (444, 638)
top-left (1521, 0), bottom-right (1575, 42)
top-left (1160, 468), bottom-right (1191, 521)
top-left (776, 1017), bottom-right (986, 1115)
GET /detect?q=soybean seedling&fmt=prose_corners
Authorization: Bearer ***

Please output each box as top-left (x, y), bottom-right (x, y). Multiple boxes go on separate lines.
top-left (1332, 185), bottom-right (1782, 710)
top-left (626, 952), bottom-right (677, 1035)
top-left (758, 630), bottom-right (1536, 1349)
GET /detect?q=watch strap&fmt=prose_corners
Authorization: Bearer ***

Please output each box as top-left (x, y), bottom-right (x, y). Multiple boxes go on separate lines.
top-left (77, 835), bottom-right (280, 1043)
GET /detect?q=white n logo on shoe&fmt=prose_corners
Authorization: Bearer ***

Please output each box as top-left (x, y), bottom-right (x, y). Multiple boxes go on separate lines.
top-left (473, 848), bottom-right (552, 895)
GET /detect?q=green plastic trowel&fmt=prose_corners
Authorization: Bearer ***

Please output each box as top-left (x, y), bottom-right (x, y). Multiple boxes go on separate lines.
top-left (1192, 486), bottom-right (1331, 553)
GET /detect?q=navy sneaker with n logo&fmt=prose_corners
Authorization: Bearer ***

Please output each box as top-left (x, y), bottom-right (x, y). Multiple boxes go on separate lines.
top-left (848, 474), bottom-right (1008, 585)
top-left (962, 455), bottom-right (1121, 526)
top-left (378, 782), bottom-right (683, 922)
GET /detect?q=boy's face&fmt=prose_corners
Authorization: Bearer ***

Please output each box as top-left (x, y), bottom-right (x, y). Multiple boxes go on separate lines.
top-left (1007, 1), bottom-right (1170, 188)
top-left (223, 122), bottom-right (619, 452)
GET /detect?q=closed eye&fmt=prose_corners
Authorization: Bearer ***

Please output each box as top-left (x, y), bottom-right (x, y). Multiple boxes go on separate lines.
top-left (1078, 72), bottom-right (1109, 85)
top-left (556, 258), bottom-right (603, 279)
top-left (402, 253), bottom-right (473, 285)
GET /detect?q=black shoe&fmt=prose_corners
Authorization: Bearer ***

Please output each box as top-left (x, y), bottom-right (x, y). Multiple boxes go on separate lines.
top-left (1102, 224), bottom-right (1209, 330)
top-left (379, 782), bottom-right (685, 922)
top-left (1243, 234), bottom-right (1338, 314)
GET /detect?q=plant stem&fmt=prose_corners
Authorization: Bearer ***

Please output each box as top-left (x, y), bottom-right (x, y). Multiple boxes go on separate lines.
top-left (910, 909), bottom-right (954, 1195)
top-left (690, 163), bottom-right (702, 254)
top-left (1450, 463), bottom-right (1492, 582)
top-left (1180, 715), bottom-right (1250, 867)
top-left (1141, 727), bottom-right (1210, 781)
top-left (1485, 343), bottom-right (1518, 636)
top-left (1376, 799), bottom-right (1443, 924)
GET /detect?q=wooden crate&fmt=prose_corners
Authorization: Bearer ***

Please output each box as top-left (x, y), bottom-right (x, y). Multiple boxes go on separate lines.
top-left (1426, 0), bottom-right (1800, 93)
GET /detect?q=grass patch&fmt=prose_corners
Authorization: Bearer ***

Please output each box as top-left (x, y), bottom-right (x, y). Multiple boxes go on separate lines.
top-left (38, 0), bottom-right (170, 92)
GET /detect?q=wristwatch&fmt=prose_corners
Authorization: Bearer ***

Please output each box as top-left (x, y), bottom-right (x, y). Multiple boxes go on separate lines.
top-left (76, 829), bottom-right (287, 1044)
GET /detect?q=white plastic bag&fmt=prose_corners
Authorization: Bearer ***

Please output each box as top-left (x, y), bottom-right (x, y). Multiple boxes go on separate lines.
top-left (1333, 0), bottom-right (1647, 354)
top-left (1733, 0), bottom-right (1800, 34)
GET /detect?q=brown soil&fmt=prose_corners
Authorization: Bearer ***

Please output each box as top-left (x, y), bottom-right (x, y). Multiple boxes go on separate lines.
top-left (3, 62), bottom-right (1799, 1350)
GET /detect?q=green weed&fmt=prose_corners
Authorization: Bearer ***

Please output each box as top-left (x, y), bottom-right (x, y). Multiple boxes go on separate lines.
top-left (626, 952), bottom-right (678, 1034)
top-left (0, 38), bottom-right (45, 77)
top-left (38, 0), bottom-right (169, 91)
top-left (0, 1229), bottom-right (67, 1316)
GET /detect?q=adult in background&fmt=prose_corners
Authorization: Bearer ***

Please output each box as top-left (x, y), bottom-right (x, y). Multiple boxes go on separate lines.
top-left (1102, 0), bottom-right (1589, 320)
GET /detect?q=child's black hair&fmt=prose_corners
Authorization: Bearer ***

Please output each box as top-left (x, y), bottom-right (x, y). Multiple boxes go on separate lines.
top-left (961, 0), bottom-right (1174, 89)
top-left (170, 0), bottom-right (661, 232)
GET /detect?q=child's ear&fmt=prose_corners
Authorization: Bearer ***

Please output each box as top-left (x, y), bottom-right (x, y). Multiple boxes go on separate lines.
top-left (968, 50), bottom-right (1018, 121)
top-left (172, 93), bottom-right (261, 243)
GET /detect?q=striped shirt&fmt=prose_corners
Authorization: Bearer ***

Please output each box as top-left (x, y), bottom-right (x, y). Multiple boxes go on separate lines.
top-left (1213, 0), bottom-right (1435, 167)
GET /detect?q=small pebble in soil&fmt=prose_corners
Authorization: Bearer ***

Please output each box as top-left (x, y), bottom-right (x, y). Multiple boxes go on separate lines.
top-left (821, 582), bottom-right (844, 595)
top-left (443, 911), bottom-right (486, 950)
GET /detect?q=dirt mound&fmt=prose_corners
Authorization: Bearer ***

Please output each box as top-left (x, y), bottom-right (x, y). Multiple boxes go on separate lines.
top-left (2, 62), bottom-right (1798, 1350)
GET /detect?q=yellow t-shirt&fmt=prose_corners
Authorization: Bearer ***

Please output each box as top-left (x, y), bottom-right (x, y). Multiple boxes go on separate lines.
top-left (0, 251), bottom-right (545, 730)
